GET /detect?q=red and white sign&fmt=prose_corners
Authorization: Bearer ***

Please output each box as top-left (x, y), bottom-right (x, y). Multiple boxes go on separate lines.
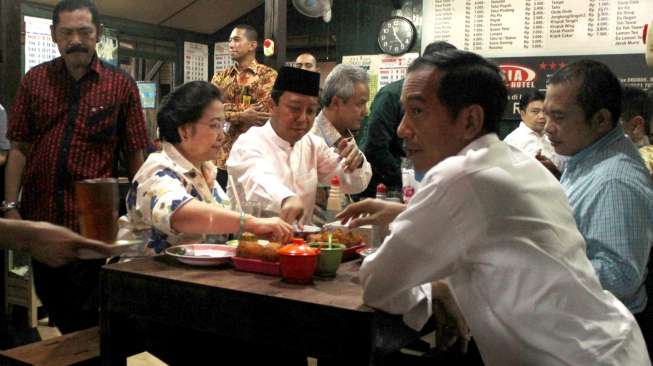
top-left (499, 64), bottom-right (537, 89)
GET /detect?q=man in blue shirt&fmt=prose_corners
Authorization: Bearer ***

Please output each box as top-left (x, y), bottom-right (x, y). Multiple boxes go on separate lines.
top-left (544, 60), bottom-right (653, 350)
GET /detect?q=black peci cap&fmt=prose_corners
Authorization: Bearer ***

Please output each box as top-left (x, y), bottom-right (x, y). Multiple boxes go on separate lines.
top-left (273, 66), bottom-right (320, 97)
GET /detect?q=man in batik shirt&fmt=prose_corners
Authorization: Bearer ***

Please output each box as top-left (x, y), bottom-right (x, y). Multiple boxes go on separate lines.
top-left (211, 24), bottom-right (277, 186)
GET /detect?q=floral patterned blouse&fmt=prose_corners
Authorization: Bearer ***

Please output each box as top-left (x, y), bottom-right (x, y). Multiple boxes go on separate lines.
top-left (639, 145), bottom-right (653, 175)
top-left (118, 142), bottom-right (231, 255)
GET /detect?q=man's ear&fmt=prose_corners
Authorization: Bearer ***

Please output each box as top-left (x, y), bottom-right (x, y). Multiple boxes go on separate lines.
top-left (592, 108), bottom-right (614, 134)
top-left (459, 104), bottom-right (485, 141)
top-left (331, 96), bottom-right (344, 109)
top-left (50, 25), bottom-right (57, 43)
top-left (632, 115), bottom-right (646, 135)
top-left (267, 97), bottom-right (277, 113)
top-left (96, 24), bottom-right (103, 43)
top-left (249, 40), bottom-right (257, 53)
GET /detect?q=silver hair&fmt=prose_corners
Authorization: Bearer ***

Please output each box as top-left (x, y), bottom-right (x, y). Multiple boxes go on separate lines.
top-left (321, 64), bottom-right (369, 107)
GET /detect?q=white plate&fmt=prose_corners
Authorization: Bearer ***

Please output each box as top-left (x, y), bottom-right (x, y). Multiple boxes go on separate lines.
top-left (77, 239), bottom-right (144, 259)
top-left (165, 244), bottom-right (235, 266)
top-left (293, 224), bottom-right (321, 235)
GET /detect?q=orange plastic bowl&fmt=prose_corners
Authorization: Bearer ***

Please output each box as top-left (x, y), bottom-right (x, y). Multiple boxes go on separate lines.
top-left (278, 241), bottom-right (319, 284)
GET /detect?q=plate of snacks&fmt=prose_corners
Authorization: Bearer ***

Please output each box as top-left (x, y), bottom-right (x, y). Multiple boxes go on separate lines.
top-left (231, 233), bottom-right (283, 275)
top-left (165, 244), bottom-right (235, 266)
top-left (307, 229), bottom-right (366, 260)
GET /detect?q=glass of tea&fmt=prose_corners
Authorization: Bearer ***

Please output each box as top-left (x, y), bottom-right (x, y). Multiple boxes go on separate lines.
top-left (74, 178), bottom-right (119, 243)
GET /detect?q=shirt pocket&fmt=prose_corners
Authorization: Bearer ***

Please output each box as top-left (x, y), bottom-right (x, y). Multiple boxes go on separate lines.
top-left (79, 99), bottom-right (120, 144)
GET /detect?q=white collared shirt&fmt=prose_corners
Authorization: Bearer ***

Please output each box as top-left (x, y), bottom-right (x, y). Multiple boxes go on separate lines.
top-left (504, 122), bottom-right (566, 170)
top-left (360, 134), bottom-right (649, 366)
top-left (310, 111), bottom-right (343, 147)
top-left (226, 122), bottom-right (372, 221)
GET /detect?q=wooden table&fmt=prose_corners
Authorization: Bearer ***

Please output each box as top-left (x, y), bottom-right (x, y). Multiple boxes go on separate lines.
top-left (99, 256), bottom-right (422, 365)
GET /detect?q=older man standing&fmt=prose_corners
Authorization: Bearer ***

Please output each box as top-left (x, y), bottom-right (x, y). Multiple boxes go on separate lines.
top-left (211, 24), bottom-right (277, 187)
top-left (338, 51), bottom-right (649, 365)
top-left (227, 67), bottom-right (371, 224)
top-left (544, 60), bottom-right (653, 350)
top-left (4, 0), bottom-right (149, 333)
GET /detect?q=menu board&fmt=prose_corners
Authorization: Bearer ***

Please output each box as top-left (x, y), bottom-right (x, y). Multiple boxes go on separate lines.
top-left (213, 42), bottom-right (234, 76)
top-left (24, 16), bottom-right (60, 73)
top-left (377, 53), bottom-right (419, 89)
top-left (184, 41), bottom-right (209, 83)
top-left (422, 0), bottom-right (652, 57)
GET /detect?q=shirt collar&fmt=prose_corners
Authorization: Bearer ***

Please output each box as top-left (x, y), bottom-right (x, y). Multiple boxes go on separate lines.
top-left (54, 53), bottom-right (102, 79)
top-left (263, 121), bottom-right (293, 151)
top-left (161, 141), bottom-right (216, 181)
top-left (458, 133), bottom-right (500, 156)
top-left (228, 59), bottom-right (260, 76)
top-left (568, 125), bottom-right (625, 164)
top-left (314, 111), bottom-right (343, 147)
top-left (519, 122), bottom-right (544, 137)
top-left (423, 133), bottom-right (499, 180)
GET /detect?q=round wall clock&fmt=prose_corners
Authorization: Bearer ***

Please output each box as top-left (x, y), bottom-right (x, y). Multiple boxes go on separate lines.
top-left (378, 16), bottom-right (416, 56)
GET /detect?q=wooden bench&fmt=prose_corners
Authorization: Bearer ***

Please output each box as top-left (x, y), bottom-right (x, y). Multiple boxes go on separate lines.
top-left (0, 326), bottom-right (99, 366)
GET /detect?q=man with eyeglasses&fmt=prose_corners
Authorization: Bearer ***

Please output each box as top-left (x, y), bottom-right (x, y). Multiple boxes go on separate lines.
top-left (504, 90), bottom-right (565, 175)
top-left (4, 0), bottom-right (148, 333)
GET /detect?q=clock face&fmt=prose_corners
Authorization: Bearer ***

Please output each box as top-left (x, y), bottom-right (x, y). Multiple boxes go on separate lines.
top-left (378, 16), bottom-right (416, 56)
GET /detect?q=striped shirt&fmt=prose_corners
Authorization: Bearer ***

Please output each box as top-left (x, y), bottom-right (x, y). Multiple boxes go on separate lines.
top-left (561, 125), bottom-right (653, 313)
top-left (8, 55), bottom-right (149, 230)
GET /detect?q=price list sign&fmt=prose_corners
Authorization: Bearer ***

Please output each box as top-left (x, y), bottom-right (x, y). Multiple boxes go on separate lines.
top-left (24, 16), bottom-right (60, 74)
top-left (377, 53), bottom-right (419, 89)
top-left (213, 42), bottom-right (234, 76)
top-left (184, 41), bottom-right (209, 83)
top-left (422, 0), bottom-right (652, 57)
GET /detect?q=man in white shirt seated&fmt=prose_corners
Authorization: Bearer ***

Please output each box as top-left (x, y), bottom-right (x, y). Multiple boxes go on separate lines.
top-left (310, 64), bottom-right (369, 146)
top-left (504, 90), bottom-right (565, 174)
top-left (338, 50), bottom-right (650, 365)
top-left (227, 67), bottom-right (372, 224)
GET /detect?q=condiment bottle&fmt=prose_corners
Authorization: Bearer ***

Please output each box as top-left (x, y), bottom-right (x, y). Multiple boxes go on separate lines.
top-left (372, 183), bottom-right (389, 249)
top-left (375, 183), bottom-right (387, 200)
top-left (326, 175), bottom-right (343, 222)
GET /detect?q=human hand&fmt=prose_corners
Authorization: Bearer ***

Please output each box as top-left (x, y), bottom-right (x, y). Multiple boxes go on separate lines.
top-left (239, 107), bottom-right (270, 126)
top-left (246, 216), bottom-right (293, 243)
top-left (335, 198), bottom-right (405, 228)
top-left (336, 138), bottom-right (364, 172)
top-left (24, 221), bottom-right (112, 267)
top-left (280, 196), bottom-right (305, 225)
top-left (535, 151), bottom-right (561, 180)
top-left (432, 281), bottom-right (470, 353)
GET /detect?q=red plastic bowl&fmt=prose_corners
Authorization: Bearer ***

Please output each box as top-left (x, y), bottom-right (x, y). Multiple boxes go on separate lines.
top-left (278, 254), bottom-right (318, 284)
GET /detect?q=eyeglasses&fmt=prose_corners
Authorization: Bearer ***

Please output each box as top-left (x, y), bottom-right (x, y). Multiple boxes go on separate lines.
top-left (196, 122), bottom-right (224, 132)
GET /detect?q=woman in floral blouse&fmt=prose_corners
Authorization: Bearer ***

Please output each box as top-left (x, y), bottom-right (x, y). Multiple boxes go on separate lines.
top-left (119, 81), bottom-right (292, 254)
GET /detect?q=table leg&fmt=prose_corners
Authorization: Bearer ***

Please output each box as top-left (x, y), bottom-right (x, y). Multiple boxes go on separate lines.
top-left (100, 311), bottom-right (127, 366)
